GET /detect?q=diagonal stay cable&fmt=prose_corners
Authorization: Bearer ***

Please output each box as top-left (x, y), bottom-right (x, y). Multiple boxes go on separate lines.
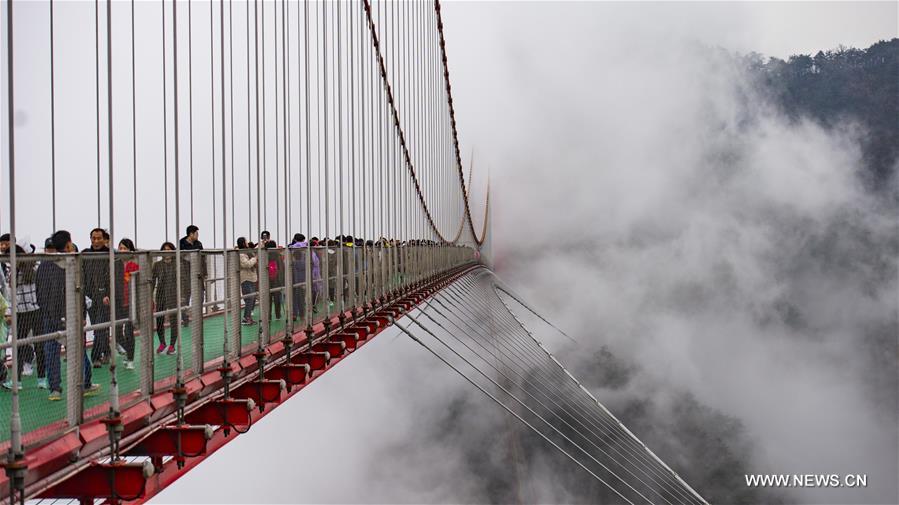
top-left (446, 276), bottom-right (706, 505)
top-left (493, 283), bottom-right (577, 344)
top-left (427, 284), bottom-right (694, 504)
top-left (409, 301), bottom-right (682, 505)
top-left (419, 292), bottom-right (690, 504)
top-left (444, 273), bottom-right (707, 505)
top-left (392, 317), bottom-right (643, 505)
top-left (482, 273), bottom-right (709, 505)
top-left (400, 310), bottom-right (657, 504)
top-left (437, 275), bottom-right (704, 505)
top-left (446, 275), bottom-right (703, 502)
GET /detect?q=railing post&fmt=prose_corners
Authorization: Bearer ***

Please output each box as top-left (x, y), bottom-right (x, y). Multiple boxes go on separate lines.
top-left (428, 244), bottom-right (434, 280)
top-left (377, 245), bottom-right (386, 304)
top-left (397, 245), bottom-right (403, 292)
top-left (190, 252), bottom-right (203, 374)
top-left (343, 244), bottom-right (358, 317)
top-left (403, 245), bottom-right (410, 290)
top-left (362, 245), bottom-right (370, 311)
top-left (283, 247), bottom-right (294, 337)
top-left (64, 256), bottom-right (84, 426)
top-left (136, 254), bottom-right (154, 396)
top-left (390, 245), bottom-right (397, 295)
top-left (258, 247), bottom-right (270, 346)
top-left (372, 244), bottom-right (379, 306)
top-left (320, 245), bottom-right (330, 327)
top-left (207, 254), bottom-right (219, 313)
top-left (304, 245), bottom-right (313, 332)
top-left (335, 242), bottom-right (344, 324)
top-left (408, 244), bottom-right (414, 287)
top-left (412, 245), bottom-right (418, 285)
top-left (408, 245), bottom-right (414, 287)
top-left (371, 245), bottom-right (377, 306)
top-left (408, 245), bottom-right (413, 289)
top-left (227, 250), bottom-right (241, 360)
top-left (383, 245), bottom-right (389, 301)
top-left (388, 244), bottom-right (394, 296)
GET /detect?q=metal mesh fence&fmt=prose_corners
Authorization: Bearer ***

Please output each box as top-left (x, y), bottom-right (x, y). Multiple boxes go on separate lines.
top-left (0, 244), bottom-right (477, 450)
top-left (202, 252), bottom-right (229, 367)
top-left (149, 250), bottom-right (191, 389)
top-left (110, 251), bottom-right (141, 408)
top-left (0, 253), bottom-right (94, 444)
top-left (287, 246), bottom-right (313, 330)
top-left (237, 246), bottom-right (261, 349)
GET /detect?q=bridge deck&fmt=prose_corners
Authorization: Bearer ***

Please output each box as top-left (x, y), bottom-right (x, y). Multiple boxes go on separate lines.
top-left (0, 303), bottom-right (339, 445)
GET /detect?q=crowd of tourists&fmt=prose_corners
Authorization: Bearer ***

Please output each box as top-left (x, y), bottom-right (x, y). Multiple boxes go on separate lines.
top-left (1, 225), bottom-right (422, 402)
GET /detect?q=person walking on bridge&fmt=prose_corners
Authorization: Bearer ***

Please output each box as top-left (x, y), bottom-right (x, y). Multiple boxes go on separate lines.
top-left (265, 240), bottom-right (284, 320)
top-left (179, 225), bottom-right (206, 326)
top-left (38, 230), bottom-right (99, 401)
top-left (152, 242), bottom-right (179, 355)
top-left (83, 228), bottom-right (111, 367)
top-left (0, 233), bottom-right (10, 281)
top-left (288, 234), bottom-right (319, 321)
top-left (238, 237), bottom-right (259, 325)
top-left (2, 243), bottom-right (43, 390)
top-left (114, 238), bottom-right (139, 369)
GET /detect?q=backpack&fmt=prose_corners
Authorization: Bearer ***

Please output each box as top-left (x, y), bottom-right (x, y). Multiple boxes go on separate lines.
top-left (268, 259), bottom-right (279, 280)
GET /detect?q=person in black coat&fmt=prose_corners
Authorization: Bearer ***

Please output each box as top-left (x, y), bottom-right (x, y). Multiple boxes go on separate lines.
top-left (37, 230), bottom-right (97, 400)
top-left (152, 242), bottom-right (180, 355)
top-left (178, 225), bottom-right (205, 326)
top-left (82, 228), bottom-right (111, 365)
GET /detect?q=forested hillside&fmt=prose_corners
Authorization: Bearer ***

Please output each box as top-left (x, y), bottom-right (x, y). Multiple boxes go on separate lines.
top-left (746, 38), bottom-right (898, 186)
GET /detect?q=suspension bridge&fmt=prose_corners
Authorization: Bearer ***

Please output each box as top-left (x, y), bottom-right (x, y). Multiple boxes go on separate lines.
top-left (0, 0), bottom-right (707, 503)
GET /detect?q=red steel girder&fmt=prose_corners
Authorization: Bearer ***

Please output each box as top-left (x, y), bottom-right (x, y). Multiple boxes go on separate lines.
top-left (129, 425), bottom-right (214, 459)
top-left (330, 333), bottom-right (361, 351)
top-left (183, 398), bottom-right (254, 428)
top-left (231, 379), bottom-right (285, 406)
top-left (264, 363), bottom-right (311, 385)
top-left (40, 460), bottom-right (153, 501)
top-left (291, 351), bottom-right (330, 371)
top-left (312, 340), bottom-right (346, 357)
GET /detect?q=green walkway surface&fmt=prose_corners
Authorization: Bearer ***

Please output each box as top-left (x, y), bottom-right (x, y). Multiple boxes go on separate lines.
top-left (0, 302), bottom-right (329, 445)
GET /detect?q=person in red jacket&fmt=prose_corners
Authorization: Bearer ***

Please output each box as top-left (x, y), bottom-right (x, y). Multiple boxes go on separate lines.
top-left (115, 238), bottom-right (139, 369)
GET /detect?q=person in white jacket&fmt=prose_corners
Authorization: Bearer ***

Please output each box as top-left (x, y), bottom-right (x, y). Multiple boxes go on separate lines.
top-left (237, 237), bottom-right (260, 325)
